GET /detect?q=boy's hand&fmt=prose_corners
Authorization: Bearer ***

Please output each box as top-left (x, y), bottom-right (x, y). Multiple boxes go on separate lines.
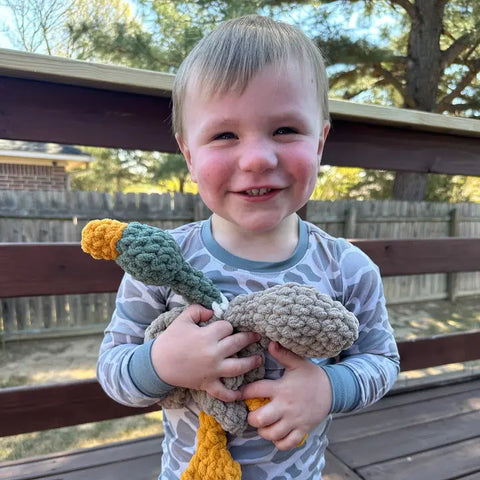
top-left (241, 341), bottom-right (332, 451)
top-left (151, 304), bottom-right (262, 402)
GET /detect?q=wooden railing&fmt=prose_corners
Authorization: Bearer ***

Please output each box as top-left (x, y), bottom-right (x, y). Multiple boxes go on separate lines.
top-left (1, 49), bottom-right (480, 443)
top-left (1, 237), bottom-right (479, 438)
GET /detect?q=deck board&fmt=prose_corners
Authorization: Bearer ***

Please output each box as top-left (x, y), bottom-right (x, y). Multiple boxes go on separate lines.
top-left (0, 436), bottom-right (163, 480)
top-left (356, 437), bottom-right (480, 480)
top-left (1, 379), bottom-right (479, 480)
top-left (328, 379), bottom-right (480, 480)
top-left (458, 473), bottom-right (480, 480)
top-left (37, 455), bottom-right (161, 480)
top-left (323, 451), bottom-right (363, 480)
top-left (329, 385), bottom-right (480, 442)
top-left (329, 410), bottom-right (480, 468)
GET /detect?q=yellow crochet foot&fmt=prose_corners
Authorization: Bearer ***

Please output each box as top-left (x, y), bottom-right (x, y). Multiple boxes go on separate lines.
top-left (245, 397), bottom-right (269, 410)
top-left (246, 397), bottom-right (307, 448)
top-left (181, 411), bottom-right (241, 480)
top-left (81, 219), bottom-right (127, 260)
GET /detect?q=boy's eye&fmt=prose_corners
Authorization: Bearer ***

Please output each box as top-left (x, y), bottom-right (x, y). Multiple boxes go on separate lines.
top-left (274, 127), bottom-right (297, 135)
top-left (214, 132), bottom-right (236, 140)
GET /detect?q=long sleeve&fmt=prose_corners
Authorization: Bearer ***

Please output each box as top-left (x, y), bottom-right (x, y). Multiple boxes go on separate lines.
top-left (319, 239), bottom-right (400, 413)
top-left (96, 273), bottom-right (172, 407)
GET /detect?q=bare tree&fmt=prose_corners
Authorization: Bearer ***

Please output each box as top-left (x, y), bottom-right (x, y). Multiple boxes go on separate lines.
top-left (1, 0), bottom-right (71, 53)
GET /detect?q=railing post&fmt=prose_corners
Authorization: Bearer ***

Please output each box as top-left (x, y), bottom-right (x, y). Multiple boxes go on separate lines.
top-left (344, 204), bottom-right (357, 238)
top-left (447, 207), bottom-right (459, 302)
top-left (1, 299), bottom-right (15, 333)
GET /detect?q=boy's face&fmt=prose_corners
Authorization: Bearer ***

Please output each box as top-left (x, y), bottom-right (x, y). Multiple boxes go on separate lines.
top-left (176, 60), bottom-right (330, 236)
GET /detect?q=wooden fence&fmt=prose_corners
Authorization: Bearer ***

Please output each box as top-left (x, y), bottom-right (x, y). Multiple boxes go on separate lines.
top-left (1, 189), bottom-right (480, 338)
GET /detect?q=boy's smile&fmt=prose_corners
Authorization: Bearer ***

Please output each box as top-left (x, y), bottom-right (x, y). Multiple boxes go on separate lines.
top-left (176, 60), bottom-right (329, 259)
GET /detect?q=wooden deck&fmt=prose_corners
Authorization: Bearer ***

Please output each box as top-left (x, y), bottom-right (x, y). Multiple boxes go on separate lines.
top-left (324, 377), bottom-right (480, 480)
top-left (2, 377), bottom-right (479, 480)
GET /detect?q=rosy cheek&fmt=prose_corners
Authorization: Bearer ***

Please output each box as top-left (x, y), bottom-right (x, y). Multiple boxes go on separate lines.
top-left (195, 154), bottom-right (230, 185)
top-left (287, 147), bottom-right (317, 172)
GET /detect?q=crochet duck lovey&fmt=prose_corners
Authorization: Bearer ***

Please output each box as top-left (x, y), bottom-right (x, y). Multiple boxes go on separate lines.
top-left (81, 219), bottom-right (359, 480)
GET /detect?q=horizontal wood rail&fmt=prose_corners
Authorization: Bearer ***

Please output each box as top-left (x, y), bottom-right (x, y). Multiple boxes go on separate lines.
top-left (0, 243), bottom-right (123, 297)
top-left (0, 379), bottom-right (158, 437)
top-left (1, 329), bottom-right (480, 437)
top-left (0, 75), bottom-right (177, 152)
top-left (353, 238), bottom-right (480, 276)
top-left (1, 237), bottom-right (479, 298)
top-left (2, 49), bottom-right (480, 175)
top-left (397, 330), bottom-right (480, 372)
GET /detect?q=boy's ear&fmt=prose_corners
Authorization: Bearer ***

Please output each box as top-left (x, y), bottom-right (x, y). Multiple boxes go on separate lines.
top-left (317, 121), bottom-right (331, 166)
top-left (175, 134), bottom-right (196, 182)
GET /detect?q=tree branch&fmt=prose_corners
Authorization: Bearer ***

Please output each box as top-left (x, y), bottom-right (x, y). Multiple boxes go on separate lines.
top-left (342, 87), bottom-right (371, 100)
top-left (441, 21), bottom-right (480, 69)
top-left (373, 63), bottom-right (416, 108)
top-left (436, 59), bottom-right (480, 112)
top-left (389, 0), bottom-right (416, 20)
top-left (443, 102), bottom-right (480, 114)
top-left (329, 68), bottom-right (362, 88)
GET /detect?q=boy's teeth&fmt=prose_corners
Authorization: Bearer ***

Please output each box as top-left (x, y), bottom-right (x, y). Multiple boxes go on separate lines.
top-left (246, 188), bottom-right (272, 196)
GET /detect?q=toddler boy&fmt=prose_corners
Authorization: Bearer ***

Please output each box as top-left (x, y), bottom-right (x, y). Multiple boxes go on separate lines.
top-left (97, 15), bottom-right (399, 480)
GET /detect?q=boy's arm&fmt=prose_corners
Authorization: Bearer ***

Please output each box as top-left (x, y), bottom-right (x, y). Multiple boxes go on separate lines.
top-left (97, 274), bottom-right (174, 407)
top-left (97, 273), bottom-right (263, 406)
top-left (321, 353), bottom-right (399, 413)
top-left (320, 241), bottom-right (400, 413)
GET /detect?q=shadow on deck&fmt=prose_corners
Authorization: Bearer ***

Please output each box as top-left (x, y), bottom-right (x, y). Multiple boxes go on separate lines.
top-left (2, 377), bottom-right (479, 480)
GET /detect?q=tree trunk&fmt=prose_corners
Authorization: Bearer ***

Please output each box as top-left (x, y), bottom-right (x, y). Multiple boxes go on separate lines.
top-left (392, 171), bottom-right (429, 201)
top-left (392, 0), bottom-right (447, 200)
top-left (404, 0), bottom-right (445, 111)
top-left (179, 177), bottom-right (185, 193)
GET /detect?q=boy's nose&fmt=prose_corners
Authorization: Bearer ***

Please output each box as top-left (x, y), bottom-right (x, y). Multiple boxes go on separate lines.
top-left (238, 140), bottom-right (278, 172)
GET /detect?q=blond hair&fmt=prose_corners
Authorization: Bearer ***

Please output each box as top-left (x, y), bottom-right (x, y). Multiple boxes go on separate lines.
top-left (172, 15), bottom-right (329, 137)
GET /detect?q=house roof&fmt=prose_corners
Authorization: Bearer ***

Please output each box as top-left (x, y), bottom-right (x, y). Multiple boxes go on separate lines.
top-left (0, 140), bottom-right (93, 169)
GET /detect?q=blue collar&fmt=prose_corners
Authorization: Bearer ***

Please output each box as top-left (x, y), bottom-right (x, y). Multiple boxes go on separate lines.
top-left (201, 216), bottom-right (308, 272)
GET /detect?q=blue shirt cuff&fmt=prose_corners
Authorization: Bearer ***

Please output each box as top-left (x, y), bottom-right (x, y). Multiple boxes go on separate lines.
top-left (128, 340), bottom-right (175, 398)
top-left (321, 364), bottom-right (362, 413)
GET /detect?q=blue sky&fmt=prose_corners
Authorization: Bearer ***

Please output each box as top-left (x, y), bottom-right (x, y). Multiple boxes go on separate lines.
top-left (0, 1), bottom-right (400, 53)
top-left (0, 7), bottom-right (14, 49)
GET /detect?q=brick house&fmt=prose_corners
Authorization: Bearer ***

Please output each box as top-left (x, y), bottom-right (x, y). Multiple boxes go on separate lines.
top-left (0, 140), bottom-right (92, 191)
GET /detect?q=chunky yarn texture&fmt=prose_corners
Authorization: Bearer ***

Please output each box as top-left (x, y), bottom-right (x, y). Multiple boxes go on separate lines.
top-left (81, 218), bottom-right (127, 260)
top-left (181, 412), bottom-right (241, 480)
top-left (81, 219), bottom-right (359, 480)
top-left (82, 219), bottom-right (223, 308)
top-left (144, 283), bottom-right (359, 434)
